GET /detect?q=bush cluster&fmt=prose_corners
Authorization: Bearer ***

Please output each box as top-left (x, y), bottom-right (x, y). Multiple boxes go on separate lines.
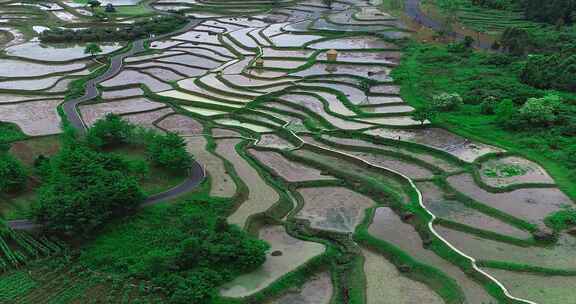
top-left (396, 42), bottom-right (576, 179)
top-left (87, 114), bottom-right (193, 171)
top-left (147, 132), bottom-right (193, 172)
top-left (0, 151), bottom-right (28, 193)
top-left (522, 0), bottom-right (576, 25)
top-left (521, 52), bottom-right (576, 92)
top-left (34, 115), bottom-right (193, 236)
top-left (39, 16), bottom-right (187, 43)
top-left (544, 207), bottom-right (576, 232)
top-left (431, 92), bottom-right (463, 111)
top-left (34, 144), bottom-right (146, 236)
top-left (80, 197), bottom-right (269, 303)
top-left (470, 0), bottom-right (576, 25)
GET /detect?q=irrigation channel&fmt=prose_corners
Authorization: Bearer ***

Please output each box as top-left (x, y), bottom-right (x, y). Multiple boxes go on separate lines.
top-left (0, 0), bottom-right (574, 302)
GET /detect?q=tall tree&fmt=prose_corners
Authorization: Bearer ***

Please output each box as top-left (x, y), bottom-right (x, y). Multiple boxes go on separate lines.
top-left (147, 132), bottom-right (192, 172)
top-left (84, 42), bottom-right (103, 57)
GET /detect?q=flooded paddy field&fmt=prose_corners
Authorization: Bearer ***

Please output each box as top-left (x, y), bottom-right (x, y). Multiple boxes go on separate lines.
top-left (1, 0), bottom-right (575, 302)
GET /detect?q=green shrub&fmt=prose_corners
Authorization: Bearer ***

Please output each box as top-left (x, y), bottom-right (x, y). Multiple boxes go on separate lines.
top-left (521, 53), bottom-right (576, 92)
top-left (39, 15), bottom-right (187, 43)
top-left (495, 99), bottom-right (519, 127)
top-left (517, 94), bottom-right (563, 126)
top-left (79, 197), bottom-right (269, 303)
top-left (500, 27), bottom-right (531, 55)
top-left (544, 207), bottom-right (576, 231)
top-left (462, 77), bottom-right (541, 105)
top-left (480, 96), bottom-right (499, 114)
top-left (430, 93), bottom-right (463, 111)
top-left (411, 106), bottom-right (438, 124)
top-left (34, 145), bottom-right (145, 236)
top-left (522, 0), bottom-right (576, 25)
top-left (0, 151), bottom-right (28, 193)
top-left (147, 132), bottom-right (192, 171)
top-left (471, 0), bottom-right (514, 10)
top-left (0, 122), bottom-right (26, 143)
top-left (86, 113), bottom-right (135, 148)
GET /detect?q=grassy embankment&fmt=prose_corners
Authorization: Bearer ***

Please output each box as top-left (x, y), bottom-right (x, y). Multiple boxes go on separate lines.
top-left (393, 44), bottom-right (576, 202)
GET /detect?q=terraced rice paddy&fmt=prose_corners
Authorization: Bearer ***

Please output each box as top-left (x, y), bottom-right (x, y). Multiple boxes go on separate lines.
top-left (1, 0), bottom-right (575, 303)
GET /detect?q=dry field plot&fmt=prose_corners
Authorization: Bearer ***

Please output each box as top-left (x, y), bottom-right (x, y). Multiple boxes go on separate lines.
top-left (122, 107), bottom-right (174, 129)
top-left (368, 207), bottom-right (496, 303)
top-left (79, 98), bottom-right (167, 126)
top-left (479, 155), bottom-right (555, 187)
top-left (156, 114), bottom-right (204, 135)
top-left (447, 173), bottom-right (570, 225)
top-left (0, 99), bottom-right (62, 136)
top-left (418, 181), bottom-right (531, 239)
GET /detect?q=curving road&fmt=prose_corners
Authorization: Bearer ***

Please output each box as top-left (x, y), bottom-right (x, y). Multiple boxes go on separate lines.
top-left (64, 18), bottom-right (203, 133)
top-left (64, 39), bottom-right (146, 133)
top-left (8, 19), bottom-right (206, 231)
top-left (8, 162), bottom-right (204, 231)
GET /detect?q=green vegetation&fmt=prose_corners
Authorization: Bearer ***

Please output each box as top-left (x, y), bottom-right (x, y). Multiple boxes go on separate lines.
top-left (0, 150), bottom-right (28, 194)
top-left (147, 131), bottom-right (193, 172)
top-left (86, 113), bottom-right (135, 148)
top-left (0, 122), bottom-right (26, 144)
top-left (30, 115), bottom-right (191, 236)
top-left (33, 143), bottom-right (146, 236)
top-left (521, 0), bottom-right (576, 25)
top-left (544, 207), bottom-right (576, 232)
top-left (521, 51), bottom-right (576, 91)
top-left (5, 0), bottom-right (576, 302)
top-left (79, 195), bottom-right (269, 304)
top-left (393, 43), bottom-right (576, 199)
top-left (39, 15), bottom-right (188, 43)
top-left (84, 42), bottom-right (103, 57)
top-left (482, 164), bottom-right (526, 178)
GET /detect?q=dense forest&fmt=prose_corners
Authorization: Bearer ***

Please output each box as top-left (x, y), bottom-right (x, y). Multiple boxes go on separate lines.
top-left (471, 0), bottom-right (576, 25)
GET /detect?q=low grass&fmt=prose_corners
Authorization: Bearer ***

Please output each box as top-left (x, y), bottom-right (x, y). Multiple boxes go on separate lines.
top-left (0, 122), bottom-right (26, 143)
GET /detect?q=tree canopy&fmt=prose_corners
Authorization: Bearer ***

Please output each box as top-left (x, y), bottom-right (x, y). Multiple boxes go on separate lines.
top-left (522, 0), bottom-right (576, 25)
top-left (84, 43), bottom-right (103, 57)
top-left (86, 113), bottom-right (135, 148)
top-left (147, 132), bottom-right (193, 172)
top-left (0, 151), bottom-right (28, 193)
top-left (34, 145), bottom-right (145, 236)
top-left (79, 197), bottom-right (269, 303)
